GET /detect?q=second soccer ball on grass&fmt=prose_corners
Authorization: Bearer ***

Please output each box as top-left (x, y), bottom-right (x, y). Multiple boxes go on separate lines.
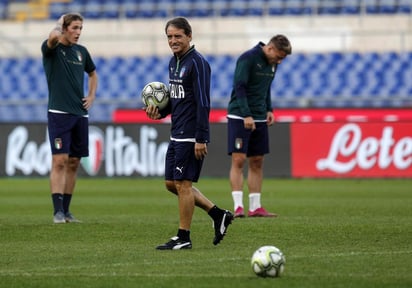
top-left (251, 245), bottom-right (285, 278)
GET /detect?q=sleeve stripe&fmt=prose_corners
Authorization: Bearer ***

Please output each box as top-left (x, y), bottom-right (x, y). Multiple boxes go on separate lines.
top-left (192, 54), bottom-right (210, 107)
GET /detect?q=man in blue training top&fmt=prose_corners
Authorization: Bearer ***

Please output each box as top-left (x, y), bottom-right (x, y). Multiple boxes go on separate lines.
top-left (227, 35), bottom-right (292, 218)
top-left (146, 17), bottom-right (233, 250)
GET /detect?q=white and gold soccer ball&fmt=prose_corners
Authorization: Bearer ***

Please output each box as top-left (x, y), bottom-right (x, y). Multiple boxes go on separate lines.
top-left (141, 81), bottom-right (170, 110)
top-left (251, 245), bottom-right (285, 278)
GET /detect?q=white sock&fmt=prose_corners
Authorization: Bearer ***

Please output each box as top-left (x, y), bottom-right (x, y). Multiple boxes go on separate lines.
top-left (249, 193), bottom-right (261, 211)
top-left (232, 191), bottom-right (243, 210)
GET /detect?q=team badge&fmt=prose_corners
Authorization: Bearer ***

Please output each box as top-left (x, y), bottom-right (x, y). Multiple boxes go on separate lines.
top-left (76, 51), bottom-right (82, 62)
top-left (54, 138), bottom-right (62, 150)
top-left (235, 138), bottom-right (243, 150)
top-left (179, 66), bottom-right (186, 78)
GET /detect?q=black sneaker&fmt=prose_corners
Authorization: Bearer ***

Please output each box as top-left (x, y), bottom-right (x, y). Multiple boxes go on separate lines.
top-left (156, 236), bottom-right (192, 250)
top-left (213, 210), bottom-right (234, 245)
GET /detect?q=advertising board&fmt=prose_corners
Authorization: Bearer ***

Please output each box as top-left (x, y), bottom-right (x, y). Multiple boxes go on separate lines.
top-left (0, 123), bottom-right (289, 178)
top-left (1, 108), bottom-right (410, 178)
top-left (291, 122), bottom-right (412, 177)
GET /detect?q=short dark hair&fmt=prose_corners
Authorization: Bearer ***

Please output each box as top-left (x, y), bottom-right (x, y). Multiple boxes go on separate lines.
top-left (63, 13), bottom-right (83, 30)
top-left (270, 35), bottom-right (292, 55)
top-left (165, 17), bottom-right (192, 36)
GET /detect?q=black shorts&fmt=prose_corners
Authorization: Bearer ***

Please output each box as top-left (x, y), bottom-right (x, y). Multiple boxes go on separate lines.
top-left (227, 118), bottom-right (269, 157)
top-left (164, 141), bottom-right (204, 183)
top-left (47, 112), bottom-right (89, 157)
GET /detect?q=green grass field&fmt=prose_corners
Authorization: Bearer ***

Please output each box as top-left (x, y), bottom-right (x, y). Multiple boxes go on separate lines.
top-left (0, 177), bottom-right (411, 288)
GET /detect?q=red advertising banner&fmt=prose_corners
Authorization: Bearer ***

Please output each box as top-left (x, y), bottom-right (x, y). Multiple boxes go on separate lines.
top-left (291, 122), bottom-right (412, 177)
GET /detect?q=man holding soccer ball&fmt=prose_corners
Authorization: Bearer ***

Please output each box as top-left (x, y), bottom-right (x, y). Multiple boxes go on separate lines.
top-left (145, 17), bottom-right (233, 250)
top-left (42, 13), bottom-right (98, 223)
top-left (227, 35), bottom-right (292, 218)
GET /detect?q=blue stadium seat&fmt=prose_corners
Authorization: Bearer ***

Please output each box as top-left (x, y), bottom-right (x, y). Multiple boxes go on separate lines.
top-left (300, 0), bottom-right (319, 15)
top-left (341, 0), bottom-right (360, 14)
top-left (190, 0), bottom-right (214, 17)
top-left (66, 1), bottom-right (84, 15)
top-left (101, 0), bottom-right (121, 18)
top-left (226, 0), bottom-right (249, 17)
top-left (0, 0), bottom-right (8, 19)
top-left (319, 0), bottom-right (341, 14)
top-left (398, 0), bottom-right (412, 13)
top-left (248, 0), bottom-right (266, 16)
top-left (207, 55), bottom-right (236, 107)
top-left (0, 105), bottom-right (16, 121)
top-left (49, 2), bottom-right (68, 19)
top-left (380, 0), bottom-right (398, 14)
top-left (173, 0), bottom-right (194, 17)
top-left (156, 0), bottom-right (173, 18)
top-left (284, 0), bottom-right (306, 15)
top-left (267, 0), bottom-right (286, 15)
top-left (209, 0), bottom-right (228, 17)
top-left (136, 0), bottom-right (159, 18)
top-left (364, 0), bottom-right (379, 14)
top-left (81, 0), bottom-right (104, 19)
top-left (118, 0), bottom-right (137, 18)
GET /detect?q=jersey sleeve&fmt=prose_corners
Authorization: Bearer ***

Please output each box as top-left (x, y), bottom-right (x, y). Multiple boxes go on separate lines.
top-left (83, 47), bottom-right (96, 73)
top-left (41, 39), bottom-right (55, 57)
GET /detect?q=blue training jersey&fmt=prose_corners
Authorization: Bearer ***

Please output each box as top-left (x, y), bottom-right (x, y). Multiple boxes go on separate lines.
top-left (164, 46), bottom-right (211, 143)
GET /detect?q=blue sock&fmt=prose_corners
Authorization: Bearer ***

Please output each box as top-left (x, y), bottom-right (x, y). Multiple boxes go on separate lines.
top-left (63, 194), bottom-right (72, 214)
top-left (52, 193), bottom-right (64, 215)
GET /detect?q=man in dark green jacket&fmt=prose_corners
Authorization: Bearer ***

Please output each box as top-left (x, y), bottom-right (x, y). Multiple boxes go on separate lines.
top-left (227, 35), bottom-right (291, 218)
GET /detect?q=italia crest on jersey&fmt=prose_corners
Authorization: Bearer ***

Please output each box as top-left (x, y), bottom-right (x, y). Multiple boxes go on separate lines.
top-left (76, 50), bottom-right (82, 62)
top-left (179, 66), bottom-right (186, 78)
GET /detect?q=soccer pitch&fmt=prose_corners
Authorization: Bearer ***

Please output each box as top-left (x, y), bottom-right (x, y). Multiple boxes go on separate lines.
top-left (0, 177), bottom-right (411, 288)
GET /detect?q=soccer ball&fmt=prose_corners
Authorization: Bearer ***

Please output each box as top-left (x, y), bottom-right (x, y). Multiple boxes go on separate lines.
top-left (141, 81), bottom-right (170, 110)
top-left (251, 245), bottom-right (285, 278)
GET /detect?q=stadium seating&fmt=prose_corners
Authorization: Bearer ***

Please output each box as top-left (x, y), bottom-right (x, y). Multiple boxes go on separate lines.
top-left (0, 0), bottom-right (8, 20)
top-left (53, 0), bottom-right (412, 19)
top-left (0, 52), bottom-right (411, 122)
top-left (1, 0), bottom-right (411, 20)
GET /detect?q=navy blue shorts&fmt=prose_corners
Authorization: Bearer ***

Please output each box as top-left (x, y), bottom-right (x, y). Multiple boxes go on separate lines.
top-left (164, 141), bottom-right (204, 183)
top-left (47, 112), bottom-right (89, 157)
top-left (227, 118), bottom-right (269, 157)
